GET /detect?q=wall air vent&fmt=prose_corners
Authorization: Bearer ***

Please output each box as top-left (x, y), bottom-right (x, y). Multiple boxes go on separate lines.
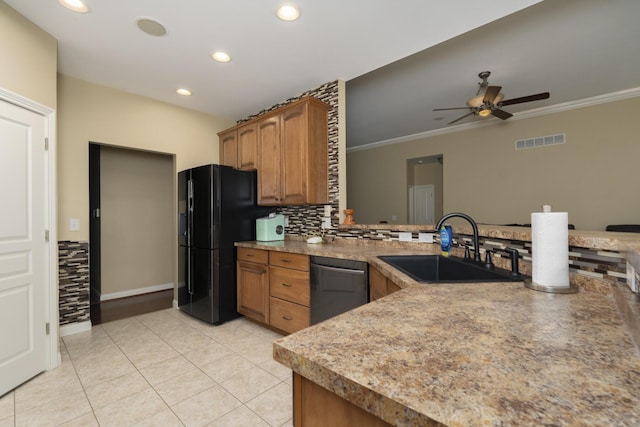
top-left (515, 133), bottom-right (565, 150)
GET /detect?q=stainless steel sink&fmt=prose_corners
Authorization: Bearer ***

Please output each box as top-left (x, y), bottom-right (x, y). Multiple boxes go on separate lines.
top-left (378, 255), bottom-right (521, 283)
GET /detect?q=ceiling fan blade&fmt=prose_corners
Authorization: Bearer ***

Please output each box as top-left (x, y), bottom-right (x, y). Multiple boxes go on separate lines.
top-left (447, 112), bottom-right (475, 125)
top-left (491, 109), bottom-right (513, 120)
top-left (433, 107), bottom-right (469, 111)
top-left (483, 86), bottom-right (502, 104)
top-left (500, 92), bottom-right (550, 106)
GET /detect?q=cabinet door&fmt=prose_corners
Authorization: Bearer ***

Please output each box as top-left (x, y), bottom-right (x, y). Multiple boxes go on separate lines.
top-left (219, 130), bottom-right (238, 168)
top-left (237, 260), bottom-right (269, 323)
top-left (257, 116), bottom-right (281, 205)
top-left (237, 123), bottom-right (258, 171)
top-left (369, 266), bottom-right (388, 302)
top-left (280, 103), bottom-right (308, 205)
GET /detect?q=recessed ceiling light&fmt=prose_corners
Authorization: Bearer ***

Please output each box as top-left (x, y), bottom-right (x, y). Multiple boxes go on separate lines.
top-left (136, 18), bottom-right (167, 37)
top-left (58, 0), bottom-right (89, 13)
top-left (176, 88), bottom-right (192, 96)
top-left (276, 4), bottom-right (300, 21)
top-left (211, 51), bottom-right (231, 63)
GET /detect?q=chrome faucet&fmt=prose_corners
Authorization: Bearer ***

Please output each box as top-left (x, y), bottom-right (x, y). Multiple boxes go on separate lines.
top-left (435, 212), bottom-right (481, 263)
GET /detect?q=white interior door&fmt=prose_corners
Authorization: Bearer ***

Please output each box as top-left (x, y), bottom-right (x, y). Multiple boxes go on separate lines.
top-left (0, 99), bottom-right (47, 395)
top-left (412, 184), bottom-right (435, 225)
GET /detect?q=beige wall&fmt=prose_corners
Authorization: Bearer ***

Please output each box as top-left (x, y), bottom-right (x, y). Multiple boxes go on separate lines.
top-left (347, 96), bottom-right (640, 230)
top-left (100, 146), bottom-right (173, 295)
top-left (0, 1), bottom-right (56, 108)
top-left (58, 74), bottom-right (234, 241)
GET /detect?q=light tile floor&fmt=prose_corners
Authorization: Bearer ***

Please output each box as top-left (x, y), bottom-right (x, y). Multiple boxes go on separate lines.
top-left (0, 309), bottom-right (293, 427)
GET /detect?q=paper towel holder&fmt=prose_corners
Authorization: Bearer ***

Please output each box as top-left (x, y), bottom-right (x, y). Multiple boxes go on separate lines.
top-left (524, 279), bottom-right (578, 294)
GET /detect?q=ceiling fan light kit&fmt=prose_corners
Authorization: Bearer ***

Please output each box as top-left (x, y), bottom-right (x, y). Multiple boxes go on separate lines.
top-left (434, 71), bottom-right (550, 125)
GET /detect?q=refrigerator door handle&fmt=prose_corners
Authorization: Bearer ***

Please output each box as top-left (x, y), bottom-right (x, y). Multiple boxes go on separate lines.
top-left (187, 179), bottom-right (194, 246)
top-left (187, 247), bottom-right (194, 295)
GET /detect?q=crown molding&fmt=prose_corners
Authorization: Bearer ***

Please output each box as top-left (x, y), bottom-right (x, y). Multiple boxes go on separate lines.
top-left (347, 87), bottom-right (640, 153)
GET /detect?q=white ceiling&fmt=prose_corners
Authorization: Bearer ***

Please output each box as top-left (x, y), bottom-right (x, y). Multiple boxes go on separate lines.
top-left (5, 0), bottom-right (640, 149)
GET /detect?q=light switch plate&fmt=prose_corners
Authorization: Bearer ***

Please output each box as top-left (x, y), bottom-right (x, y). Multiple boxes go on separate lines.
top-left (69, 218), bottom-right (80, 231)
top-left (418, 233), bottom-right (434, 243)
top-left (398, 232), bottom-right (412, 242)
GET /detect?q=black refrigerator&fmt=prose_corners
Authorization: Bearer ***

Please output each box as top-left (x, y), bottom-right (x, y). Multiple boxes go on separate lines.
top-left (178, 164), bottom-right (261, 324)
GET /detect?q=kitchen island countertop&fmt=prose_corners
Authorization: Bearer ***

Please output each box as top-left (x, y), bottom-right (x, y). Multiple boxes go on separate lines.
top-left (237, 232), bottom-right (640, 425)
top-left (273, 281), bottom-right (640, 426)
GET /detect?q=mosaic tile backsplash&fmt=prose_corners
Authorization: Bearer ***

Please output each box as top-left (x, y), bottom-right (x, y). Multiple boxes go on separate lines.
top-left (333, 226), bottom-right (628, 292)
top-left (58, 241), bottom-right (90, 326)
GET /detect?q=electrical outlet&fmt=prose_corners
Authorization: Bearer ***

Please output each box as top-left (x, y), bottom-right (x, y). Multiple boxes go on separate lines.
top-left (398, 232), bottom-right (412, 242)
top-left (419, 233), bottom-right (434, 243)
top-left (69, 218), bottom-right (80, 231)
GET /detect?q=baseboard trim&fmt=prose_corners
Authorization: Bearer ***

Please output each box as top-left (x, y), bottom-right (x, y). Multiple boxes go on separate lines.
top-left (100, 283), bottom-right (174, 302)
top-left (59, 320), bottom-right (92, 337)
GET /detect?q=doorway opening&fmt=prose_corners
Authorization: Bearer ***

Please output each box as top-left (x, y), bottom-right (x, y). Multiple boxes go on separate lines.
top-left (89, 143), bottom-right (175, 324)
top-left (407, 155), bottom-right (443, 225)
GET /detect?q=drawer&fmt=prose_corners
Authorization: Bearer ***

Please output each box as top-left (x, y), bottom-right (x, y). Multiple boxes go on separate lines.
top-left (237, 247), bottom-right (268, 264)
top-left (270, 266), bottom-right (310, 306)
top-left (269, 251), bottom-right (309, 271)
top-left (270, 297), bottom-right (310, 334)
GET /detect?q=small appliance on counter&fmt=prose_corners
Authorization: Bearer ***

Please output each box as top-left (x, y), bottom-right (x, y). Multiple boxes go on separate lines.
top-left (256, 213), bottom-right (285, 241)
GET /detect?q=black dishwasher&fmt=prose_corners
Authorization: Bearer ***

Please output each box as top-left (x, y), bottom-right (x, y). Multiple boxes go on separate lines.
top-left (310, 256), bottom-right (369, 324)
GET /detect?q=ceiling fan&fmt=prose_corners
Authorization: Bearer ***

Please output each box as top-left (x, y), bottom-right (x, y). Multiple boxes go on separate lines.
top-left (434, 71), bottom-right (550, 125)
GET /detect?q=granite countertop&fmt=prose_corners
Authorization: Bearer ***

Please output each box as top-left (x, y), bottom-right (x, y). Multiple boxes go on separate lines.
top-left (238, 230), bottom-right (640, 425)
top-left (273, 283), bottom-right (640, 426)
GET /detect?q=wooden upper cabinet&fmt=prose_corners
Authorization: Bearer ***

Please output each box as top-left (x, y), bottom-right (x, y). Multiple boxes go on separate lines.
top-left (219, 129), bottom-right (237, 168)
top-left (259, 98), bottom-right (328, 205)
top-left (218, 96), bottom-right (328, 205)
top-left (257, 116), bottom-right (281, 205)
top-left (219, 123), bottom-right (257, 171)
top-left (237, 123), bottom-right (258, 170)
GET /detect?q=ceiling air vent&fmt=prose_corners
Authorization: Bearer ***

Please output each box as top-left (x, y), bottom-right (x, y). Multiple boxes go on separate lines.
top-left (515, 133), bottom-right (565, 150)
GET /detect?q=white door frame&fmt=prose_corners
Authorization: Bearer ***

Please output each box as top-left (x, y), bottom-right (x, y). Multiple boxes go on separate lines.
top-left (1, 87), bottom-right (60, 371)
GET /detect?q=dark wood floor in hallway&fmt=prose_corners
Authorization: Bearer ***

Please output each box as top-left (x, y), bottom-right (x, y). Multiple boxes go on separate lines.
top-left (90, 289), bottom-right (173, 325)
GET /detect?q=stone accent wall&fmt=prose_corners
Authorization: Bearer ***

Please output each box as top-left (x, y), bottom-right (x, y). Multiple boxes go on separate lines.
top-left (239, 80), bottom-right (340, 238)
top-left (58, 241), bottom-right (90, 326)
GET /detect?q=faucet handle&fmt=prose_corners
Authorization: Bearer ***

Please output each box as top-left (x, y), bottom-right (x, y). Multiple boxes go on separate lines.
top-left (484, 250), bottom-right (495, 270)
top-left (504, 247), bottom-right (521, 276)
top-left (463, 245), bottom-right (471, 261)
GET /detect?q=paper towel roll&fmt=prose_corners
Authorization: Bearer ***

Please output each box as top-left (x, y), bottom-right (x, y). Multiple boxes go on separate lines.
top-left (531, 212), bottom-right (569, 288)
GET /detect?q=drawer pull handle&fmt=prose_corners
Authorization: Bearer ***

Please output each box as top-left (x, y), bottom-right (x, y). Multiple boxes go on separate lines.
top-left (281, 283), bottom-right (292, 287)
top-left (246, 253), bottom-right (254, 257)
top-left (282, 315), bottom-right (293, 321)
top-left (281, 259), bottom-right (291, 263)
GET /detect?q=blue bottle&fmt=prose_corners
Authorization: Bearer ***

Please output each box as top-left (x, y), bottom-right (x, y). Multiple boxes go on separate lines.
top-left (440, 224), bottom-right (452, 256)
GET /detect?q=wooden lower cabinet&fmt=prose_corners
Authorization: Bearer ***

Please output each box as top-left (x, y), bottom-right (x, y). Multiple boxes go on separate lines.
top-left (269, 252), bottom-right (310, 334)
top-left (237, 248), bottom-right (269, 323)
top-left (369, 266), bottom-right (401, 302)
top-left (293, 373), bottom-right (392, 427)
top-left (237, 248), bottom-right (311, 333)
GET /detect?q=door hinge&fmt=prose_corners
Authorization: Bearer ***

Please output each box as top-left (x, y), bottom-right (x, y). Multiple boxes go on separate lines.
top-left (46, 322), bottom-right (50, 335)
top-left (45, 230), bottom-right (49, 242)
top-left (45, 137), bottom-right (49, 151)
top-left (94, 208), bottom-right (100, 218)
